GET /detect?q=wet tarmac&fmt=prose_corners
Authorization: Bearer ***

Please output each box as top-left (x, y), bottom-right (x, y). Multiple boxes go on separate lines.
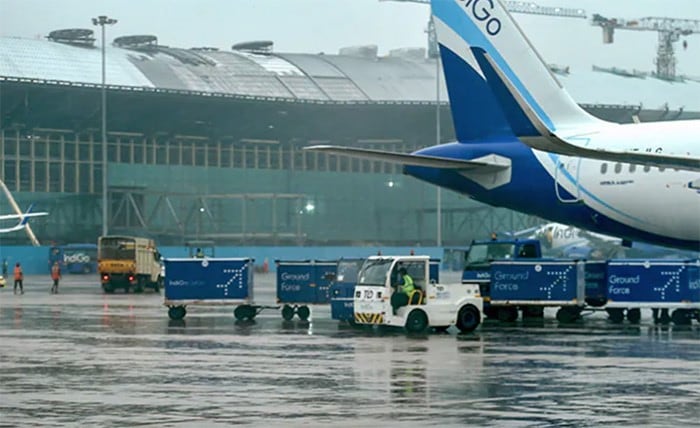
top-left (2, 273), bottom-right (700, 427)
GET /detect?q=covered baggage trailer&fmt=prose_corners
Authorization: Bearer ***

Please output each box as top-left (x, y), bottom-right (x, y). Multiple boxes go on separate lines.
top-left (488, 259), bottom-right (586, 323)
top-left (276, 260), bottom-right (337, 320)
top-left (330, 258), bottom-right (366, 323)
top-left (588, 259), bottom-right (700, 325)
top-left (164, 257), bottom-right (269, 321)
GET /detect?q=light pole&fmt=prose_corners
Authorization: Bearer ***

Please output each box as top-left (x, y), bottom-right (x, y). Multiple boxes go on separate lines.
top-left (92, 15), bottom-right (117, 237)
top-left (197, 207), bottom-right (204, 241)
top-left (434, 17), bottom-right (442, 248)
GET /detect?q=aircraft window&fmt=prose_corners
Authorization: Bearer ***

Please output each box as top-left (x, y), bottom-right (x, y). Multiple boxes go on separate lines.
top-left (643, 165), bottom-right (651, 172)
top-left (629, 164), bottom-right (636, 173)
top-left (600, 163), bottom-right (607, 174)
top-left (614, 163), bottom-right (622, 173)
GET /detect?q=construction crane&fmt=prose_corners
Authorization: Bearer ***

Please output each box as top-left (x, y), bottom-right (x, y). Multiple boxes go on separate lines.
top-left (379, 0), bottom-right (586, 58)
top-left (591, 14), bottom-right (700, 80)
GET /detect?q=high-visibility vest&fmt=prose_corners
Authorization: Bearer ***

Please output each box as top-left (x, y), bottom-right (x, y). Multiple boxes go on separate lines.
top-left (400, 274), bottom-right (415, 294)
top-left (51, 265), bottom-right (61, 280)
top-left (14, 266), bottom-right (23, 280)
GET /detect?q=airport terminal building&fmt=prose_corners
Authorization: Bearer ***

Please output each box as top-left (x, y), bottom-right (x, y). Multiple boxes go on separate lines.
top-left (1, 31), bottom-right (699, 245)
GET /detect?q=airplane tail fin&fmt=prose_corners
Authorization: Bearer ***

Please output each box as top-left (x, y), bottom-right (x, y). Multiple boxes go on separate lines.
top-left (437, 41), bottom-right (514, 142)
top-left (431, 0), bottom-right (604, 135)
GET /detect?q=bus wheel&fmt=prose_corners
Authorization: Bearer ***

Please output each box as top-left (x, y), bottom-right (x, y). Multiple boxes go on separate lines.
top-left (405, 309), bottom-right (428, 333)
top-left (456, 304), bottom-right (481, 333)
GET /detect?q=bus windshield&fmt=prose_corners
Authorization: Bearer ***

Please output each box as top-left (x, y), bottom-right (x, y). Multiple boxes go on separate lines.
top-left (465, 243), bottom-right (516, 266)
top-left (357, 259), bottom-right (392, 286)
top-left (99, 238), bottom-right (136, 260)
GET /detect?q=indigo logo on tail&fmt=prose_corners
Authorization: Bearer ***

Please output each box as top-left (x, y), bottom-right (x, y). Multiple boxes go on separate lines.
top-left (462, 0), bottom-right (502, 35)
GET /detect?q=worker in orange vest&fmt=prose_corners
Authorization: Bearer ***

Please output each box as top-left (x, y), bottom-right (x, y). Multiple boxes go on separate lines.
top-left (51, 261), bottom-right (62, 294)
top-left (13, 262), bottom-right (23, 295)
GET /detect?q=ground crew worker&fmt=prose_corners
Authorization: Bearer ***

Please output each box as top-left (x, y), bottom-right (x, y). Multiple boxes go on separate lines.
top-left (195, 248), bottom-right (205, 258)
top-left (13, 262), bottom-right (23, 294)
top-left (398, 267), bottom-right (415, 295)
top-left (51, 261), bottom-right (62, 294)
top-left (2, 258), bottom-right (7, 277)
top-left (391, 267), bottom-right (416, 314)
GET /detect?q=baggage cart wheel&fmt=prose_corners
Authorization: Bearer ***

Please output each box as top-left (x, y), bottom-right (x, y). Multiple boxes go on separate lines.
top-left (672, 309), bottom-right (692, 326)
top-left (497, 307), bottom-right (518, 323)
top-left (484, 306), bottom-right (499, 319)
top-left (606, 308), bottom-right (625, 324)
top-left (556, 306), bottom-right (581, 323)
top-left (522, 306), bottom-right (544, 318)
top-left (456, 304), bottom-right (481, 333)
top-left (405, 309), bottom-right (428, 333)
top-left (244, 305), bottom-right (257, 320)
top-left (297, 305), bottom-right (310, 321)
top-left (234, 305), bottom-right (256, 321)
top-left (168, 306), bottom-right (187, 320)
top-left (626, 308), bottom-right (641, 324)
top-left (282, 304), bottom-right (294, 321)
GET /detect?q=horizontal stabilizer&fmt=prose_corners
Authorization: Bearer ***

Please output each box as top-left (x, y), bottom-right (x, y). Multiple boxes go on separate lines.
top-left (302, 145), bottom-right (510, 172)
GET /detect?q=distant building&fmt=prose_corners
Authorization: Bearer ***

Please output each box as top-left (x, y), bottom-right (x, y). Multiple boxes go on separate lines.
top-left (0, 33), bottom-right (698, 245)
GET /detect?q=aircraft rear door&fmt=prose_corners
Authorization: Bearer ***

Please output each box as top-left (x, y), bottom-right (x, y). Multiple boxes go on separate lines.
top-left (554, 157), bottom-right (582, 203)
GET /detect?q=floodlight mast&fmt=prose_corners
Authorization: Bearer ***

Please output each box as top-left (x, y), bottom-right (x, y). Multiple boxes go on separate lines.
top-left (91, 15), bottom-right (117, 237)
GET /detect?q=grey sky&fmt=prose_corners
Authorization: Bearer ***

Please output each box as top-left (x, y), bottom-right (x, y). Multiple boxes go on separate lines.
top-left (1, 0), bottom-right (699, 75)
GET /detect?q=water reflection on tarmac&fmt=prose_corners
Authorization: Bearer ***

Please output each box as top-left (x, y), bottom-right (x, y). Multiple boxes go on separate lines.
top-left (2, 274), bottom-right (700, 427)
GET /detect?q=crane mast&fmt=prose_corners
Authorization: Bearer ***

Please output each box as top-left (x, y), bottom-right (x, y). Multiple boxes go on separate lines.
top-left (591, 14), bottom-right (700, 80)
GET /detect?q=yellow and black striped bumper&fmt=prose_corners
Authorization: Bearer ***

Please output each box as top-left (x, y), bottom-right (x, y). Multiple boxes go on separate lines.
top-left (354, 312), bottom-right (384, 324)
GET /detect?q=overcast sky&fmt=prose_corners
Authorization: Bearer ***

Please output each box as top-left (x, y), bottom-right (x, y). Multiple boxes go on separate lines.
top-left (1, 0), bottom-right (699, 75)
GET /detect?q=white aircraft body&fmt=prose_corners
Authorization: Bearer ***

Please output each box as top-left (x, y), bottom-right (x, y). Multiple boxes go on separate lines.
top-left (0, 205), bottom-right (48, 233)
top-left (305, 0), bottom-right (700, 252)
top-left (507, 222), bottom-right (622, 259)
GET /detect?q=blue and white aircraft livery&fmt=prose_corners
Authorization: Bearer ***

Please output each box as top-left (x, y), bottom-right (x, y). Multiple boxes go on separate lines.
top-left (304, 0), bottom-right (700, 251)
